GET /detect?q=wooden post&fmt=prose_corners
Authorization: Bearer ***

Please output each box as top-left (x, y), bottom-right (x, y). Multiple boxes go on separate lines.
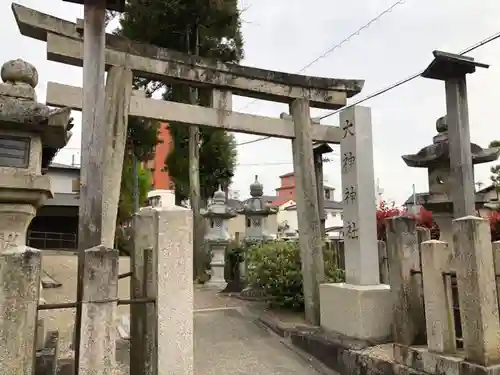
top-left (453, 216), bottom-right (500, 365)
top-left (290, 98), bottom-right (325, 325)
top-left (420, 240), bottom-right (456, 353)
top-left (386, 216), bottom-right (426, 345)
top-left (74, 2), bottom-right (107, 371)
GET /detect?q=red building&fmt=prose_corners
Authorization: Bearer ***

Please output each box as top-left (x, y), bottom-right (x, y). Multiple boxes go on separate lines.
top-left (272, 171), bottom-right (335, 206)
top-left (272, 172), bottom-right (297, 206)
top-left (148, 122), bottom-right (174, 189)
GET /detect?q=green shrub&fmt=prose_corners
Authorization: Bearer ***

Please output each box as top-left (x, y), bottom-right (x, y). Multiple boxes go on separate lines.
top-left (224, 240), bottom-right (245, 281)
top-left (246, 240), bottom-right (345, 310)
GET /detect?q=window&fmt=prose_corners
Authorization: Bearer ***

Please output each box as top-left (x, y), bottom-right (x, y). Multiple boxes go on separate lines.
top-left (324, 189), bottom-right (331, 200)
top-left (72, 179), bottom-right (80, 193)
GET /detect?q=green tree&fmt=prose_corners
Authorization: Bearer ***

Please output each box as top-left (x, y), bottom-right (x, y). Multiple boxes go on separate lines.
top-left (490, 140), bottom-right (500, 200)
top-left (117, 0), bottom-right (243, 203)
top-left (117, 1), bottom-right (244, 276)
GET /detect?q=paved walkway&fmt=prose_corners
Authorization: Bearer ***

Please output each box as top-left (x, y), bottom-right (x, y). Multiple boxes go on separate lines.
top-left (42, 254), bottom-right (322, 374)
top-left (193, 307), bottom-right (321, 375)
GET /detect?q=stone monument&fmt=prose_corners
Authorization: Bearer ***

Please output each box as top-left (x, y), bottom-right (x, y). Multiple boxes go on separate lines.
top-left (0, 58), bottom-right (71, 375)
top-left (201, 186), bottom-right (237, 290)
top-left (319, 106), bottom-right (392, 341)
top-left (402, 115), bottom-right (499, 248)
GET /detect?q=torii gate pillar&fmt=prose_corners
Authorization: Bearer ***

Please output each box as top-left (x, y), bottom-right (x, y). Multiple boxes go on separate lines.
top-left (63, 0), bottom-right (126, 373)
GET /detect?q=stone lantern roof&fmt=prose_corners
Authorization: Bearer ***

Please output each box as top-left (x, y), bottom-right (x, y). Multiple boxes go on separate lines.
top-left (401, 115), bottom-right (499, 213)
top-left (402, 115), bottom-right (499, 168)
top-left (238, 175), bottom-right (278, 216)
top-left (201, 186), bottom-right (237, 219)
top-left (0, 59), bottom-right (73, 172)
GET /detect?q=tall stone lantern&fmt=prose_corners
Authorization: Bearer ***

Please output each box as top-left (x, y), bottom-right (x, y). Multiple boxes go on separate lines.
top-left (0, 59), bottom-right (72, 250)
top-left (201, 186), bottom-right (237, 290)
top-left (238, 175), bottom-right (278, 243)
top-left (0, 59), bottom-right (71, 374)
top-left (402, 115), bottom-right (499, 247)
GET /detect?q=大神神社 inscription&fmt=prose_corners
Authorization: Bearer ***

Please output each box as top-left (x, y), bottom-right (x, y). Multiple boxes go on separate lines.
top-left (340, 106), bottom-right (380, 286)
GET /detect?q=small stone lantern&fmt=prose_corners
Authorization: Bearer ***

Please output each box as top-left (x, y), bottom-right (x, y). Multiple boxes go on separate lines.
top-left (237, 175), bottom-right (278, 243)
top-left (201, 186), bottom-right (237, 290)
top-left (402, 116), bottom-right (499, 247)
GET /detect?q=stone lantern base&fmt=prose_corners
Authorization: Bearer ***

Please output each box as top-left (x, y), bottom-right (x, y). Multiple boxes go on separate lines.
top-left (206, 241), bottom-right (229, 290)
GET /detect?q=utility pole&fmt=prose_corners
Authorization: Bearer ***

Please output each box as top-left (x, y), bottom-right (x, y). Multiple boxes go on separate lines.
top-left (187, 24), bottom-right (205, 280)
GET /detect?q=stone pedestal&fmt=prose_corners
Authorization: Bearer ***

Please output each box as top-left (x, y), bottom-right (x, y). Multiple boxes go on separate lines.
top-left (0, 246), bottom-right (41, 375)
top-left (206, 241), bottom-right (228, 289)
top-left (319, 283), bottom-right (392, 341)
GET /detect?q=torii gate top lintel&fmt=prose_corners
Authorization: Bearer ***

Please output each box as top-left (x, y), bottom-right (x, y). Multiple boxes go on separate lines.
top-left (12, 3), bottom-right (365, 110)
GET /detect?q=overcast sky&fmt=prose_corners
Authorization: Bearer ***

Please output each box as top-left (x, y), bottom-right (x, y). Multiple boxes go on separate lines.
top-left (2, 0), bottom-right (500, 204)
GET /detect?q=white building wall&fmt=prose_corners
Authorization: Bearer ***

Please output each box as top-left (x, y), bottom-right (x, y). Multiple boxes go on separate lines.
top-left (46, 169), bottom-right (79, 194)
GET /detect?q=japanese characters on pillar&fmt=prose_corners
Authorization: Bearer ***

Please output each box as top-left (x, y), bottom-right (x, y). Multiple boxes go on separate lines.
top-left (340, 106), bottom-right (380, 285)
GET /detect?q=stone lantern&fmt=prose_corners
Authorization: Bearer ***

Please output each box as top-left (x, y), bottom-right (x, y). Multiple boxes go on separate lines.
top-left (201, 186), bottom-right (237, 290)
top-left (238, 175), bottom-right (278, 243)
top-left (0, 59), bottom-right (72, 251)
top-left (401, 115), bottom-right (499, 247)
top-left (0, 59), bottom-right (71, 370)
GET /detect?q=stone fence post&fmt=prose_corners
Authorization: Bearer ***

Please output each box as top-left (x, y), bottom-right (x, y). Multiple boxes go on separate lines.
top-left (386, 216), bottom-right (426, 346)
top-left (377, 240), bottom-right (389, 284)
top-left (156, 196), bottom-right (193, 375)
top-left (143, 247), bottom-right (157, 375)
top-left (78, 245), bottom-right (119, 375)
top-left (453, 216), bottom-right (500, 366)
top-left (130, 208), bottom-right (155, 375)
top-left (0, 246), bottom-right (41, 375)
top-left (420, 240), bottom-right (456, 353)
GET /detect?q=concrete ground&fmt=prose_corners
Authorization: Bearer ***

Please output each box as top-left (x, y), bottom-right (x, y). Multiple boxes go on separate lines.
top-left (41, 254), bottom-right (322, 375)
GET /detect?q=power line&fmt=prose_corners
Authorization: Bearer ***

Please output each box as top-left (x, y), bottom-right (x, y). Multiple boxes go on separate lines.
top-left (236, 28), bottom-right (500, 146)
top-left (319, 29), bottom-right (500, 120)
top-left (234, 0), bottom-right (406, 146)
top-left (235, 0), bottom-right (406, 114)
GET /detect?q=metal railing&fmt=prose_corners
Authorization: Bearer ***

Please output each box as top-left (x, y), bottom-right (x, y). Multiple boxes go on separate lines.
top-left (27, 230), bottom-right (77, 250)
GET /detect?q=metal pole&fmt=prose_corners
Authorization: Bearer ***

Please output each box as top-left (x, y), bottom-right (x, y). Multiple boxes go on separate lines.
top-left (74, 2), bottom-right (107, 373)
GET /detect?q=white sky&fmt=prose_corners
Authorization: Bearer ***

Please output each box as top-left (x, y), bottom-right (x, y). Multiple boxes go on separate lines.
top-left (2, 0), bottom-right (500, 204)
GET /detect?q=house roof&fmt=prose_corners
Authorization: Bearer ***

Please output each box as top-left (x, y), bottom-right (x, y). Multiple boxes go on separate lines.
top-left (477, 184), bottom-right (496, 194)
top-left (285, 200), bottom-right (342, 211)
top-left (49, 162), bottom-right (80, 171)
top-left (271, 197), bottom-right (294, 207)
top-left (279, 172), bottom-right (294, 178)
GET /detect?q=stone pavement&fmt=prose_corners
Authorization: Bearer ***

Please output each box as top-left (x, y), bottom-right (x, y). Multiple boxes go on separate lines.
top-left (41, 254), bottom-right (324, 374)
top-left (193, 307), bottom-right (322, 375)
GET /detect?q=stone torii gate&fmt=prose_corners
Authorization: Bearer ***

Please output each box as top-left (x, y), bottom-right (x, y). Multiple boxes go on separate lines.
top-left (12, 3), bottom-right (364, 327)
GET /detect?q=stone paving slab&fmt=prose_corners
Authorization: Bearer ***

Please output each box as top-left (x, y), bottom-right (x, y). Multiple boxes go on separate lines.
top-left (115, 308), bottom-right (322, 375)
top-left (194, 308), bottom-right (321, 375)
